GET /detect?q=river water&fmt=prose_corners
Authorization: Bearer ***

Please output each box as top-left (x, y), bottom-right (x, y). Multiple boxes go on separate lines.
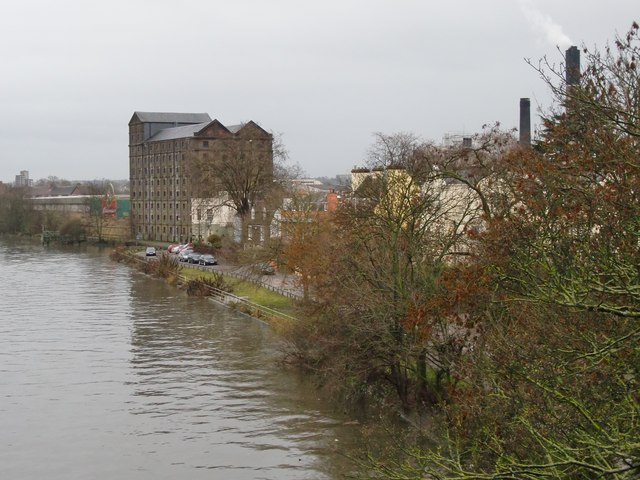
top-left (0, 239), bottom-right (373, 479)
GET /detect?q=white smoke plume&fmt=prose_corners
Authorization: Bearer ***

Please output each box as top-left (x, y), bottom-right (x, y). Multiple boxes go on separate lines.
top-left (518, 0), bottom-right (573, 48)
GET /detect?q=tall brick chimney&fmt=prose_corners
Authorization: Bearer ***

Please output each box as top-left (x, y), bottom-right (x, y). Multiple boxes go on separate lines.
top-left (565, 46), bottom-right (580, 86)
top-left (519, 97), bottom-right (531, 147)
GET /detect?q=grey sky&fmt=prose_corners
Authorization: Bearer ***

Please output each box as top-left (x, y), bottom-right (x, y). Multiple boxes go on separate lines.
top-left (0, 0), bottom-right (637, 183)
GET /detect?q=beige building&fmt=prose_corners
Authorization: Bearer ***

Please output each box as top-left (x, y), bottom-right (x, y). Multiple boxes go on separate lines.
top-left (350, 166), bottom-right (485, 257)
top-left (128, 112), bottom-right (273, 243)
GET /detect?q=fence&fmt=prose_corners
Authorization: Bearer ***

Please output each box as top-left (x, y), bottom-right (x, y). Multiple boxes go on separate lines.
top-left (187, 262), bottom-right (303, 300)
top-left (127, 251), bottom-right (299, 323)
top-left (177, 272), bottom-right (298, 323)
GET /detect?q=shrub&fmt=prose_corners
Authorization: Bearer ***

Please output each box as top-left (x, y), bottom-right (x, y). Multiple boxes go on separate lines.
top-left (207, 233), bottom-right (222, 249)
top-left (153, 253), bottom-right (180, 281)
top-left (186, 272), bottom-right (234, 297)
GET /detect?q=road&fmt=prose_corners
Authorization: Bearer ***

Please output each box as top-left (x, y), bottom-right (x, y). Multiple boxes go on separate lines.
top-left (144, 250), bottom-right (304, 300)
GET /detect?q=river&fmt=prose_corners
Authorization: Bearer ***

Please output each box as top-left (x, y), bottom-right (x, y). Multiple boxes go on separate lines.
top-left (0, 238), bottom-right (375, 479)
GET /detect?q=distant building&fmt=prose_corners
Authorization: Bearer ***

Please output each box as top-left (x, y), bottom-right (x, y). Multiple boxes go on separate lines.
top-left (31, 194), bottom-right (131, 242)
top-left (441, 134), bottom-right (474, 148)
top-left (128, 111), bottom-right (273, 243)
top-left (290, 178), bottom-right (325, 192)
top-left (190, 194), bottom-right (236, 241)
top-left (28, 184), bottom-right (88, 198)
top-left (14, 170), bottom-right (32, 187)
top-left (271, 190), bottom-right (339, 241)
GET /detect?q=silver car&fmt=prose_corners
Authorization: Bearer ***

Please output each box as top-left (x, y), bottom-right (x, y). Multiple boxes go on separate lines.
top-left (178, 249), bottom-right (193, 262)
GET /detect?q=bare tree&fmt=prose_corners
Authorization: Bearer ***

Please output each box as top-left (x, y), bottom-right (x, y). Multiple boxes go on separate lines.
top-left (366, 131), bottom-right (422, 170)
top-left (187, 121), bottom-right (279, 245)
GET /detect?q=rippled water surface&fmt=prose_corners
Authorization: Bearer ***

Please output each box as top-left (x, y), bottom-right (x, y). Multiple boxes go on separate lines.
top-left (0, 239), bottom-right (365, 479)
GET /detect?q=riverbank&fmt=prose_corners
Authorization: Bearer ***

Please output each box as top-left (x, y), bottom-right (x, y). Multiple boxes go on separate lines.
top-left (112, 246), bottom-right (300, 329)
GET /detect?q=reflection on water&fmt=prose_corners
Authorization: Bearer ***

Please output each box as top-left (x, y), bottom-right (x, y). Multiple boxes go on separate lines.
top-left (0, 239), bottom-right (368, 479)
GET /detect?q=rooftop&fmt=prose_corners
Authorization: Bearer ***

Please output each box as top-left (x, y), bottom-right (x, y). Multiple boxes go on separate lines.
top-left (132, 111), bottom-right (211, 124)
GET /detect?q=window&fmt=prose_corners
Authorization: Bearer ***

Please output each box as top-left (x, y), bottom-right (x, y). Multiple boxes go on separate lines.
top-left (202, 141), bottom-right (209, 148)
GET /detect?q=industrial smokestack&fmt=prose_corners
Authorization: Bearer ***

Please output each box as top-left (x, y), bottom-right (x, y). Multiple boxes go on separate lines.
top-left (519, 98), bottom-right (531, 147)
top-left (565, 46), bottom-right (580, 86)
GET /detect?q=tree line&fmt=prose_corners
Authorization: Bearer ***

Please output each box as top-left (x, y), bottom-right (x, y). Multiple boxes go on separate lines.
top-left (278, 22), bottom-right (640, 479)
top-left (0, 180), bottom-right (121, 242)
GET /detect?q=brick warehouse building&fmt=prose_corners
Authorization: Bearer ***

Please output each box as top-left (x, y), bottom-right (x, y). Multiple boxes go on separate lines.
top-left (128, 112), bottom-right (273, 243)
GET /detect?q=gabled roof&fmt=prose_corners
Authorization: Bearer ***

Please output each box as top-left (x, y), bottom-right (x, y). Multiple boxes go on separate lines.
top-left (28, 186), bottom-right (53, 197)
top-left (234, 120), bottom-right (271, 137)
top-left (195, 120), bottom-right (270, 137)
top-left (50, 185), bottom-right (86, 196)
top-left (195, 119), bottom-right (232, 137)
top-left (137, 115), bottom-right (271, 142)
top-left (129, 112), bottom-right (211, 125)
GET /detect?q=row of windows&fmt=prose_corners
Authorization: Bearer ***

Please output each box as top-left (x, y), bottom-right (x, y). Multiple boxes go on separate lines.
top-left (131, 147), bottom-right (188, 161)
top-left (147, 140), bottom-right (187, 152)
top-left (138, 225), bottom-right (188, 236)
top-left (192, 206), bottom-right (269, 221)
top-left (133, 201), bottom-right (189, 211)
top-left (131, 166), bottom-right (182, 176)
top-left (196, 209), bottom-right (214, 222)
top-left (131, 177), bottom-right (186, 187)
top-left (129, 140), bottom-right (188, 153)
top-left (132, 190), bottom-right (186, 199)
top-left (139, 214), bottom-right (185, 222)
top-left (130, 154), bottom-right (184, 170)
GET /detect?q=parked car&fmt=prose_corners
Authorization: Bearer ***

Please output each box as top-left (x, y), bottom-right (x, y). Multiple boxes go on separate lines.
top-left (178, 249), bottom-right (193, 262)
top-left (187, 252), bottom-right (202, 264)
top-left (199, 254), bottom-right (217, 266)
top-left (167, 243), bottom-right (178, 252)
top-left (145, 246), bottom-right (156, 256)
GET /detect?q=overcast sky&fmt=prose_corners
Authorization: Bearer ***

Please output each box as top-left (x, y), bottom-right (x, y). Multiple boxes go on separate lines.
top-left (0, 1), bottom-right (637, 183)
